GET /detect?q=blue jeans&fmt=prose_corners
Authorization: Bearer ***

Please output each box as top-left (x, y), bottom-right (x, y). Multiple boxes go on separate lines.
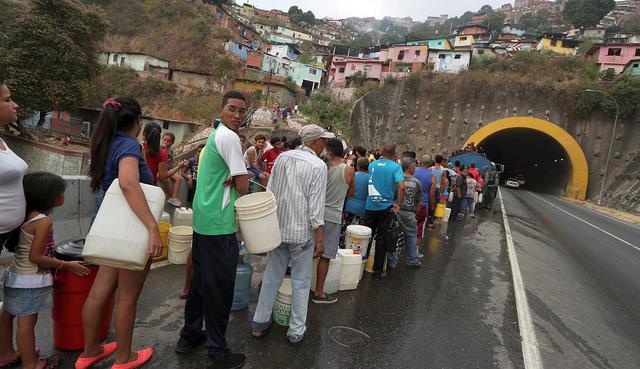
top-left (461, 196), bottom-right (475, 215)
top-left (397, 211), bottom-right (419, 265)
top-left (252, 238), bottom-right (315, 342)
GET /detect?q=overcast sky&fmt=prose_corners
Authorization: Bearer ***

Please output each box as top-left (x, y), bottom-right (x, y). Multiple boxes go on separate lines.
top-left (242, 0), bottom-right (510, 21)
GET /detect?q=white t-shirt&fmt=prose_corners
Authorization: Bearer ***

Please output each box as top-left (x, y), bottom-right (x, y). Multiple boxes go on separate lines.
top-left (0, 138), bottom-right (28, 233)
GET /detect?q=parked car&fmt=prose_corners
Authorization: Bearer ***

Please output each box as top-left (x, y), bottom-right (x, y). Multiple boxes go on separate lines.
top-left (515, 174), bottom-right (526, 186)
top-left (505, 178), bottom-right (520, 189)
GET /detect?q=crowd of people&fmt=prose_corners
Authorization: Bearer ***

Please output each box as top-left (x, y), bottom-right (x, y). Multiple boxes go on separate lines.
top-left (0, 85), bottom-right (499, 369)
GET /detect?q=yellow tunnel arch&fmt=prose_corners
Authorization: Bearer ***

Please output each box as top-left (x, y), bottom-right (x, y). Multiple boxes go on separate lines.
top-left (464, 117), bottom-right (588, 200)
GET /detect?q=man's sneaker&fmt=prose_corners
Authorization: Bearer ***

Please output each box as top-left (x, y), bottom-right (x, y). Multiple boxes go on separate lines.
top-left (175, 331), bottom-right (206, 354)
top-left (407, 261), bottom-right (423, 269)
top-left (418, 253), bottom-right (424, 260)
top-left (168, 197), bottom-right (181, 207)
top-left (471, 214), bottom-right (477, 218)
top-left (287, 335), bottom-right (304, 347)
top-left (209, 350), bottom-right (246, 369)
top-left (312, 293), bottom-right (337, 304)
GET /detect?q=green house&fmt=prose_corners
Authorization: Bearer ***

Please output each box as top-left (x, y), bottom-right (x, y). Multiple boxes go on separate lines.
top-left (623, 60), bottom-right (640, 76)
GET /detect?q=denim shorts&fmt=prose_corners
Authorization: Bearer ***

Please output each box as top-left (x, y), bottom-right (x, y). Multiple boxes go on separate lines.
top-left (322, 221), bottom-right (341, 259)
top-left (3, 286), bottom-right (52, 317)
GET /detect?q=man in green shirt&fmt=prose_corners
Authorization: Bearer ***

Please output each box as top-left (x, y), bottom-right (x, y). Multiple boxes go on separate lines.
top-left (176, 91), bottom-right (249, 369)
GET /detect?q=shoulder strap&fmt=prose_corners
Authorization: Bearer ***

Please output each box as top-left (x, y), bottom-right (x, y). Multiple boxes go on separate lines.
top-left (22, 213), bottom-right (47, 228)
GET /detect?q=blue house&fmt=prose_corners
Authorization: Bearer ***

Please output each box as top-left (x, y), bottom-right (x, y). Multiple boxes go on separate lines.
top-left (405, 38), bottom-right (452, 50)
top-left (225, 40), bottom-right (252, 60)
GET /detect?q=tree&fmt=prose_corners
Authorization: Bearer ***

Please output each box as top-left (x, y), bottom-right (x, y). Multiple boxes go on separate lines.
top-left (297, 52), bottom-right (315, 65)
top-left (563, 0), bottom-right (615, 28)
top-left (0, 0), bottom-right (107, 138)
top-left (484, 12), bottom-right (506, 33)
top-left (479, 4), bottom-right (494, 13)
top-left (301, 10), bottom-right (316, 25)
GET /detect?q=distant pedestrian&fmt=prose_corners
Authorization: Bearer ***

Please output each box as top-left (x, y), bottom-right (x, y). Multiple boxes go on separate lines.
top-left (413, 155), bottom-right (435, 244)
top-left (363, 143), bottom-right (405, 278)
top-left (258, 136), bottom-right (283, 174)
top-left (398, 158), bottom-right (423, 268)
top-left (175, 91), bottom-right (249, 369)
top-left (451, 166), bottom-right (468, 221)
top-left (252, 124), bottom-right (332, 344)
top-left (344, 157), bottom-right (370, 221)
top-left (244, 134), bottom-right (268, 187)
top-left (143, 123), bottom-right (187, 206)
top-left (160, 132), bottom-right (185, 207)
top-left (462, 170), bottom-right (478, 218)
top-left (79, 96), bottom-right (162, 369)
top-left (313, 138), bottom-right (355, 305)
top-left (468, 163), bottom-right (480, 182)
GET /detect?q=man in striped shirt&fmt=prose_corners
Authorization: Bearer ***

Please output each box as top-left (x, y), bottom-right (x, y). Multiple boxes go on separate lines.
top-left (251, 124), bottom-right (333, 345)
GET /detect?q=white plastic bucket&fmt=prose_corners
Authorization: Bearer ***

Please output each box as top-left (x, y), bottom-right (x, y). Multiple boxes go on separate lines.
top-left (83, 180), bottom-right (165, 270)
top-left (338, 249), bottom-right (362, 291)
top-left (235, 193), bottom-right (281, 254)
top-left (273, 278), bottom-right (292, 326)
top-left (168, 226), bottom-right (192, 264)
top-left (310, 255), bottom-right (342, 295)
top-left (345, 225), bottom-right (372, 255)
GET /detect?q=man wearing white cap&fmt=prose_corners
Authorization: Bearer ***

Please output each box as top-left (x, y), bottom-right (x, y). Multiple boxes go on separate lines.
top-left (251, 124), bottom-right (334, 345)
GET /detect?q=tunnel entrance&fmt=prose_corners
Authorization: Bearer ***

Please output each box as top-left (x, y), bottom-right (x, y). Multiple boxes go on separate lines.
top-left (480, 128), bottom-right (571, 194)
top-left (464, 117), bottom-right (589, 200)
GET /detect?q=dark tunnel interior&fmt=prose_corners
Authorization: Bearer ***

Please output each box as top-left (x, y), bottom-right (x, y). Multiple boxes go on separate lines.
top-left (479, 128), bottom-right (571, 194)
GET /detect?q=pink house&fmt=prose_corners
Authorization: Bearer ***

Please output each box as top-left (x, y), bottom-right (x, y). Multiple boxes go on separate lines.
top-left (328, 57), bottom-right (384, 87)
top-left (593, 44), bottom-right (640, 74)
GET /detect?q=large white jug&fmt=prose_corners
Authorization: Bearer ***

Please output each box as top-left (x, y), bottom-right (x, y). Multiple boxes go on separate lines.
top-left (83, 179), bottom-right (166, 270)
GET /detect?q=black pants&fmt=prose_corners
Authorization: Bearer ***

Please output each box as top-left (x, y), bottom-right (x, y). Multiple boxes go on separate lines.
top-left (180, 232), bottom-right (239, 356)
top-left (450, 195), bottom-right (464, 220)
top-left (363, 208), bottom-right (394, 274)
top-left (427, 188), bottom-right (441, 225)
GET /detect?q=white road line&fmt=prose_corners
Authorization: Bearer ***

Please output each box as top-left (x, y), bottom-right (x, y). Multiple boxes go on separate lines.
top-left (529, 192), bottom-right (640, 252)
top-left (552, 196), bottom-right (640, 232)
top-left (499, 188), bottom-right (543, 369)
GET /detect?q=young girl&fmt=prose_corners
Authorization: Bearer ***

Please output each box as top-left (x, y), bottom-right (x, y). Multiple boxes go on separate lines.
top-left (0, 172), bottom-right (90, 369)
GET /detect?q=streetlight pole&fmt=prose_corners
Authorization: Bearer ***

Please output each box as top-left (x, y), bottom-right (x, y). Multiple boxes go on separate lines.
top-left (585, 89), bottom-right (619, 206)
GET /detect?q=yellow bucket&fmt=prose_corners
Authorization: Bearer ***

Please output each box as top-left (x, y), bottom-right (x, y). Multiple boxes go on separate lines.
top-left (435, 203), bottom-right (446, 219)
top-left (154, 221), bottom-right (171, 261)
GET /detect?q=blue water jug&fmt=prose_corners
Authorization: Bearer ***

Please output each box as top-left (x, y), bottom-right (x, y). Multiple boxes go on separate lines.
top-left (232, 245), bottom-right (253, 311)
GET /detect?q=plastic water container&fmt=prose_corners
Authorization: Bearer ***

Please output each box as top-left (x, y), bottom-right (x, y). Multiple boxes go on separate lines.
top-left (235, 192), bottom-right (281, 254)
top-left (173, 208), bottom-right (193, 227)
top-left (435, 203), bottom-right (446, 218)
top-left (443, 207), bottom-right (452, 222)
top-left (478, 193), bottom-right (484, 204)
top-left (154, 221), bottom-right (172, 261)
top-left (273, 278), bottom-right (292, 326)
top-left (232, 251), bottom-right (253, 311)
top-left (345, 225), bottom-right (372, 255)
top-left (338, 249), bottom-right (363, 291)
top-left (161, 211), bottom-right (171, 224)
top-left (83, 179), bottom-right (165, 270)
top-left (168, 226), bottom-right (192, 264)
top-left (310, 255), bottom-right (342, 295)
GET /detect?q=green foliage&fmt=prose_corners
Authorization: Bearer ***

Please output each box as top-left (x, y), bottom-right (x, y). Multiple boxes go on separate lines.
top-left (483, 12), bottom-right (506, 33)
top-left (405, 72), bottom-right (422, 93)
top-left (354, 81), bottom-right (380, 100)
top-left (575, 77), bottom-right (640, 118)
top-left (518, 10), bottom-right (552, 32)
top-left (288, 6), bottom-right (315, 26)
top-left (600, 68), bottom-right (616, 81)
top-left (0, 0), bottom-right (107, 123)
top-left (297, 52), bottom-right (315, 65)
top-left (211, 54), bottom-right (239, 83)
top-left (577, 38), bottom-right (599, 55)
top-left (563, 0), bottom-right (615, 28)
top-left (283, 76), bottom-right (298, 93)
top-left (348, 72), bottom-right (366, 87)
top-left (299, 90), bottom-right (352, 136)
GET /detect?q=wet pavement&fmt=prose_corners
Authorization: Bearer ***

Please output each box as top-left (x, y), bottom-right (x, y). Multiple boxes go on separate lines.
top-left (3, 207), bottom-right (524, 369)
top-left (500, 189), bottom-right (640, 369)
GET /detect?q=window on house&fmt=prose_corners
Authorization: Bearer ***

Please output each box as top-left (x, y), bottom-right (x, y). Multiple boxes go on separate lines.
top-left (607, 48), bottom-right (622, 56)
top-left (460, 36), bottom-right (467, 41)
top-left (635, 48), bottom-right (640, 56)
top-left (415, 50), bottom-right (421, 58)
top-left (478, 49), bottom-right (485, 55)
top-left (437, 41), bottom-right (442, 45)
top-left (454, 54), bottom-right (461, 59)
top-left (309, 68), bottom-right (317, 75)
top-left (350, 64), bottom-right (356, 71)
top-left (364, 65), bottom-right (372, 71)
top-left (634, 63), bottom-right (639, 68)
top-left (398, 50), bottom-right (405, 60)
top-left (120, 57), bottom-right (126, 66)
top-left (238, 44), bottom-right (243, 49)
top-left (438, 54), bottom-right (446, 59)
top-left (338, 67), bottom-right (345, 73)
top-left (112, 54), bottom-right (118, 62)
top-left (550, 39), bottom-right (557, 46)
top-left (163, 122), bottom-right (170, 130)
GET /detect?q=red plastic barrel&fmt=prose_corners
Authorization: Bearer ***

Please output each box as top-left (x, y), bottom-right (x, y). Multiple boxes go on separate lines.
top-left (52, 265), bottom-right (114, 350)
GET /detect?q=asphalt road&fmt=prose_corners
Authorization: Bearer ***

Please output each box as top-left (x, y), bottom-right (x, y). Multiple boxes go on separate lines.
top-left (500, 188), bottom-right (640, 369)
top-left (2, 204), bottom-right (524, 369)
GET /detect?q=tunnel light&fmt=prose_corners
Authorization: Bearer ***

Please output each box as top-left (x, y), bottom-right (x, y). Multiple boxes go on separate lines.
top-left (554, 159), bottom-right (558, 163)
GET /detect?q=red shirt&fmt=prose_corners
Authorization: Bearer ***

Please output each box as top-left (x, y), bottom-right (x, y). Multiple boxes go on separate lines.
top-left (468, 168), bottom-right (480, 182)
top-left (260, 148), bottom-right (282, 174)
top-left (143, 143), bottom-right (169, 184)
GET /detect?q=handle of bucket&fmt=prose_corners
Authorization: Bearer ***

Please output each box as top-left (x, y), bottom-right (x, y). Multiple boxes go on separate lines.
top-left (249, 179), bottom-right (269, 191)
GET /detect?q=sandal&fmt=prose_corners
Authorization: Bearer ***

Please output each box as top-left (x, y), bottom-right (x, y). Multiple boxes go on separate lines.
top-left (75, 342), bottom-right (117, 369)
top-left (39, 354), bottom-right (60, 369)
top-left (111, 347), bottom-right (153, 369)
top-left (0, 347), bottom-right (41, 367)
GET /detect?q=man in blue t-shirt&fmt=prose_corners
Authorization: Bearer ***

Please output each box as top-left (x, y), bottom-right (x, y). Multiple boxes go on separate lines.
top-left (363, 143), bottom-right (405, 279)
top-left (413, 155), bottom-right (436, 243)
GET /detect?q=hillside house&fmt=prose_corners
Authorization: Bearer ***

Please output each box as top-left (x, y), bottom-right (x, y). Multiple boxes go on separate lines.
top-left (454, 24), bottom-right (489, 37)
top-left (328, 57), bottom-right (384, 87)
top-left (623, 60), bottom-right (640, 76)
top-left (246, 50), bottom-right (264, 69)
top-left (582, 27), bottom-right (607, 40)
top-left (101, 52), bottom-right (170, 72)
top-left (536, 34), bottom-right (578, 55)
top-left (429, 50), bottom-right (472, 74)
top-left (453, 35), bottom-right (476, 48)
top-left (261, 53), bottom-right (323, 95)
top-left (501, 24), bottom-right (527, 37)
top-left (589, 44), bottom-right (640, 74)
top-left (170, 69), bottom-right (222, 92)
top-left (384, 45), bottom-right (429, 73)
top-left (225, 40), bottom-right (253, 59)
top-left (211, 5), bottom-right (262, 45)
top-left (232, 77), bottom-right (297, 107)
top-left (266, 44), bottom-right (300, 60)
top-left (255, 24), bottom-right (314, 43)
top-left (405, 38), bottom-right (453, 50)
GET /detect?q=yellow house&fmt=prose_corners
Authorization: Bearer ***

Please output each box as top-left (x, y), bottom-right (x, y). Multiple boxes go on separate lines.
top-left (454, 35), bottom-right (476, 48)
top-left (536, 34), bottom-right (578, 55)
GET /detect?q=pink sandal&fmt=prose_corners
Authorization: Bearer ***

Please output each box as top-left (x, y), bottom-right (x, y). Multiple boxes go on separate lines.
top-left (111, 348), bottom-right (153, 369)
top-left (75, 342), bottom-right (117, 369)
top-left (0, 347), bottom-right (41, 367)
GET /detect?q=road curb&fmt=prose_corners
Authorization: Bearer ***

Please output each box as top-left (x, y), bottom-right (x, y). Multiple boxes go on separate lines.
top-left (561, 198), bottom-right (640, 225)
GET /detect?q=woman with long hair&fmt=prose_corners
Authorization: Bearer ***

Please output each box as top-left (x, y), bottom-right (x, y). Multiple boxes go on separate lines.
top-left (142, 123), bottom-right (186, 201)
top-left (76, 97), bottom-right (162, 369)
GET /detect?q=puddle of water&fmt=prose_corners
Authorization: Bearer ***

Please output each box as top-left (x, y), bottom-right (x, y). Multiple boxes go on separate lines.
top-left (328, 326), bottom-right (372, 369)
